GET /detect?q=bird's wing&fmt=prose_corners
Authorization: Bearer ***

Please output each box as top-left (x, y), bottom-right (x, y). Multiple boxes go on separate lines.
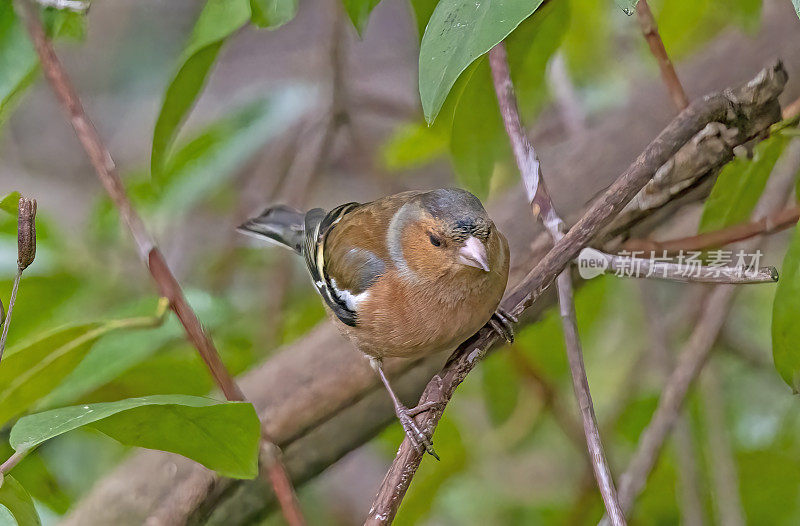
top-left (303, 202), bottom-right (362, 327)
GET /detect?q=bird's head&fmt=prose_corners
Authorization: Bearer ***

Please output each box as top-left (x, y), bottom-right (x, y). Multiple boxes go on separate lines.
top-left (389, 188), bottom-right (501, 280)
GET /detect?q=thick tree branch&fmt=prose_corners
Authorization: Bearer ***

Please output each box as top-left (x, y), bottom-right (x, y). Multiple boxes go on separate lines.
top-left (636, 0), bottom-right (689, 111)
top-left (19, 3), bottom-right (305, 525)
top-left (488, 42), bottom-right (625, 524)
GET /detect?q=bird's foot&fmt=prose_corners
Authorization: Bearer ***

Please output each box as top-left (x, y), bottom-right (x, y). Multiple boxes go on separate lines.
top-left (394, 403), bottom-right (440, 460)
top-left (489, 307), bottom-right (517, 343)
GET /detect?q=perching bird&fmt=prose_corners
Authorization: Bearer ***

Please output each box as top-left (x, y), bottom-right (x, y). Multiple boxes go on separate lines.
top-left (239, 188), bottom-right (514, 457)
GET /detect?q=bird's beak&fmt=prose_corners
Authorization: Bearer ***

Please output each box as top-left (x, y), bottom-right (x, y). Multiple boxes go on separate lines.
top-left (458, 236), bottom-right (490, 272)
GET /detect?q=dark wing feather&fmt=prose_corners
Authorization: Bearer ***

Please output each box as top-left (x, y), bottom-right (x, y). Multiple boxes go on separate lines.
top-left (303, 203), bottom-right (361, 327)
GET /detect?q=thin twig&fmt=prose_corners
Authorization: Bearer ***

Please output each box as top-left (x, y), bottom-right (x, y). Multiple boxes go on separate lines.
top-left (0, 270), bottom-right (22, 365)
top-left (490, 41), bottom-right (625, 525)
top-left (635, 0), bottom-right (689, 111)
top-left (577, 248), bottom-right (777, 284)
top-left (622, 205), bottom-right (799, 252)
top-left (547, 53), bottom-right (587, 135)
top-left (364, 63), bottom-right (785, 526)
top-left (0, 450), bottom-right (27, 476)
top-left (19, 3), bottom-right (304, 525)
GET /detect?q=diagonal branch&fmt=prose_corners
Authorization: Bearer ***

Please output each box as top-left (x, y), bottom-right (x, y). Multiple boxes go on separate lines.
top-left (19, 3), bottom-right (305, 525)
top-left (488, 42), bottom-right (625, 524)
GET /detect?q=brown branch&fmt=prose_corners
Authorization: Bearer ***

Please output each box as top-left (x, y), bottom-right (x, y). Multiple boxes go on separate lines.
top-left (636, 0), bottom-right (689, 111)
top-left (487, 44), bottom-right (624, 522)
top-left (622, 204), bottom-right (799, 252)
top-left (577, 248), bottom-right (778, 284)
top-left (19, 3), bottom-right (305, 525)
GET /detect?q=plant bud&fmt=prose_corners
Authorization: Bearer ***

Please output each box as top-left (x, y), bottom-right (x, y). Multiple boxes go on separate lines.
top-left (17, 197), bottom-right (36, 271)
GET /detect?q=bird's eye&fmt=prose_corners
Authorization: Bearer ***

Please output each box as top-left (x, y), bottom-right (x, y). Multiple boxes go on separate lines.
top-left (429, 233), bottom-right (442, 247)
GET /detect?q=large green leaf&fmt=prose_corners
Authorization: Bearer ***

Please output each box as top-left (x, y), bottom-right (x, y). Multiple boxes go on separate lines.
top-left (0, 308), bottom-right (166, 426)
top-left (772, 224), bottom-right (800, 392)
top-left (419, 0), bottom-right (545, 124)
top-left (10, 395), bottom-right (261, 479)
top-left (150, 0), bottom-right (251, 181)
top-left (699, 135), bottom-right (788, 234)
top-left (0, 476), bottom-right (40, 526)
top-left (250, 0), bottom-right (297, 28)
top-left (0, 323), bottom-right (105, 427)
top-left (342, 0), bottom-right (381, 35)
top-left (0, 192), bottom-right (20, 215)
top-left (794, 0), bottom-right (800, 20)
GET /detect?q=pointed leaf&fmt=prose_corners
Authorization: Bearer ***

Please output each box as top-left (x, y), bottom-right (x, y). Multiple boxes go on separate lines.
top-left (250, 0), bottom-right (297, 28)
top-left (150, 0), bottom-right (251, 180)
top-left (700, 135), bottom-right (788, 233)
top-left (772, 224), bottom-right (800, 392)
top-left (408, 0), bottom-right (438, 41)
top-left (10, 395), bottom-right (261, 479)
top-left (419, 0), bottom-right (545, 124)
top-left (0, 476), bottom-right (40, 526)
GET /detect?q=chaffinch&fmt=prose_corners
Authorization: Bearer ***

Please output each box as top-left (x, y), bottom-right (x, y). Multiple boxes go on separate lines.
top-left (239, 188), bottom-right (514, 457)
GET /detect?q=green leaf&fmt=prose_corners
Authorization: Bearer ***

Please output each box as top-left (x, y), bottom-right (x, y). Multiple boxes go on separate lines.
top-left (0, 323), bottom-right (105, 427)
top-left (380, 121), bottom-right (447, 170)
top-left (250, 0), bottom-right (297, 28)
top-left (0, 476), bottom-right (40, 526)
top-left (341, 0), bottom-right (382, 35)
top-left (772, 224), bottom-right (800, 392)
top-left (150, 0), bottom-right (251, 181)
top-left (419, 0), bottom-right (545, 124)
top-left (10, 395), bottom-right (261, 479)
top-left (0, 308), bottom-right (166, 426)
top-left (794, 0), bottom-right (800, 20)
top-left (699, 135), bottom-right (788, 234)
top-left (0, 192), bottom-right (20, 215)
top-left (0, 2), bottom-right (38, 127)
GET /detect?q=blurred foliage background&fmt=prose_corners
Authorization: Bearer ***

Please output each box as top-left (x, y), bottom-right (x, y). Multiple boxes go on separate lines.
top-left (1, 0), bottom-right (800, 523)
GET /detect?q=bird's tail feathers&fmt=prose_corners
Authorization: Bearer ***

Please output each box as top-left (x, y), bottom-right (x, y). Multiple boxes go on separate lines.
top-left (237, 204), bottom-right (305, 254)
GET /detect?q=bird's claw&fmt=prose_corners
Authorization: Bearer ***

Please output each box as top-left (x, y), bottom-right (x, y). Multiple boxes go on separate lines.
top-left (489, 307), bottom-right (517, 343)
top-left (395, 403), bottom-right (440, 460)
